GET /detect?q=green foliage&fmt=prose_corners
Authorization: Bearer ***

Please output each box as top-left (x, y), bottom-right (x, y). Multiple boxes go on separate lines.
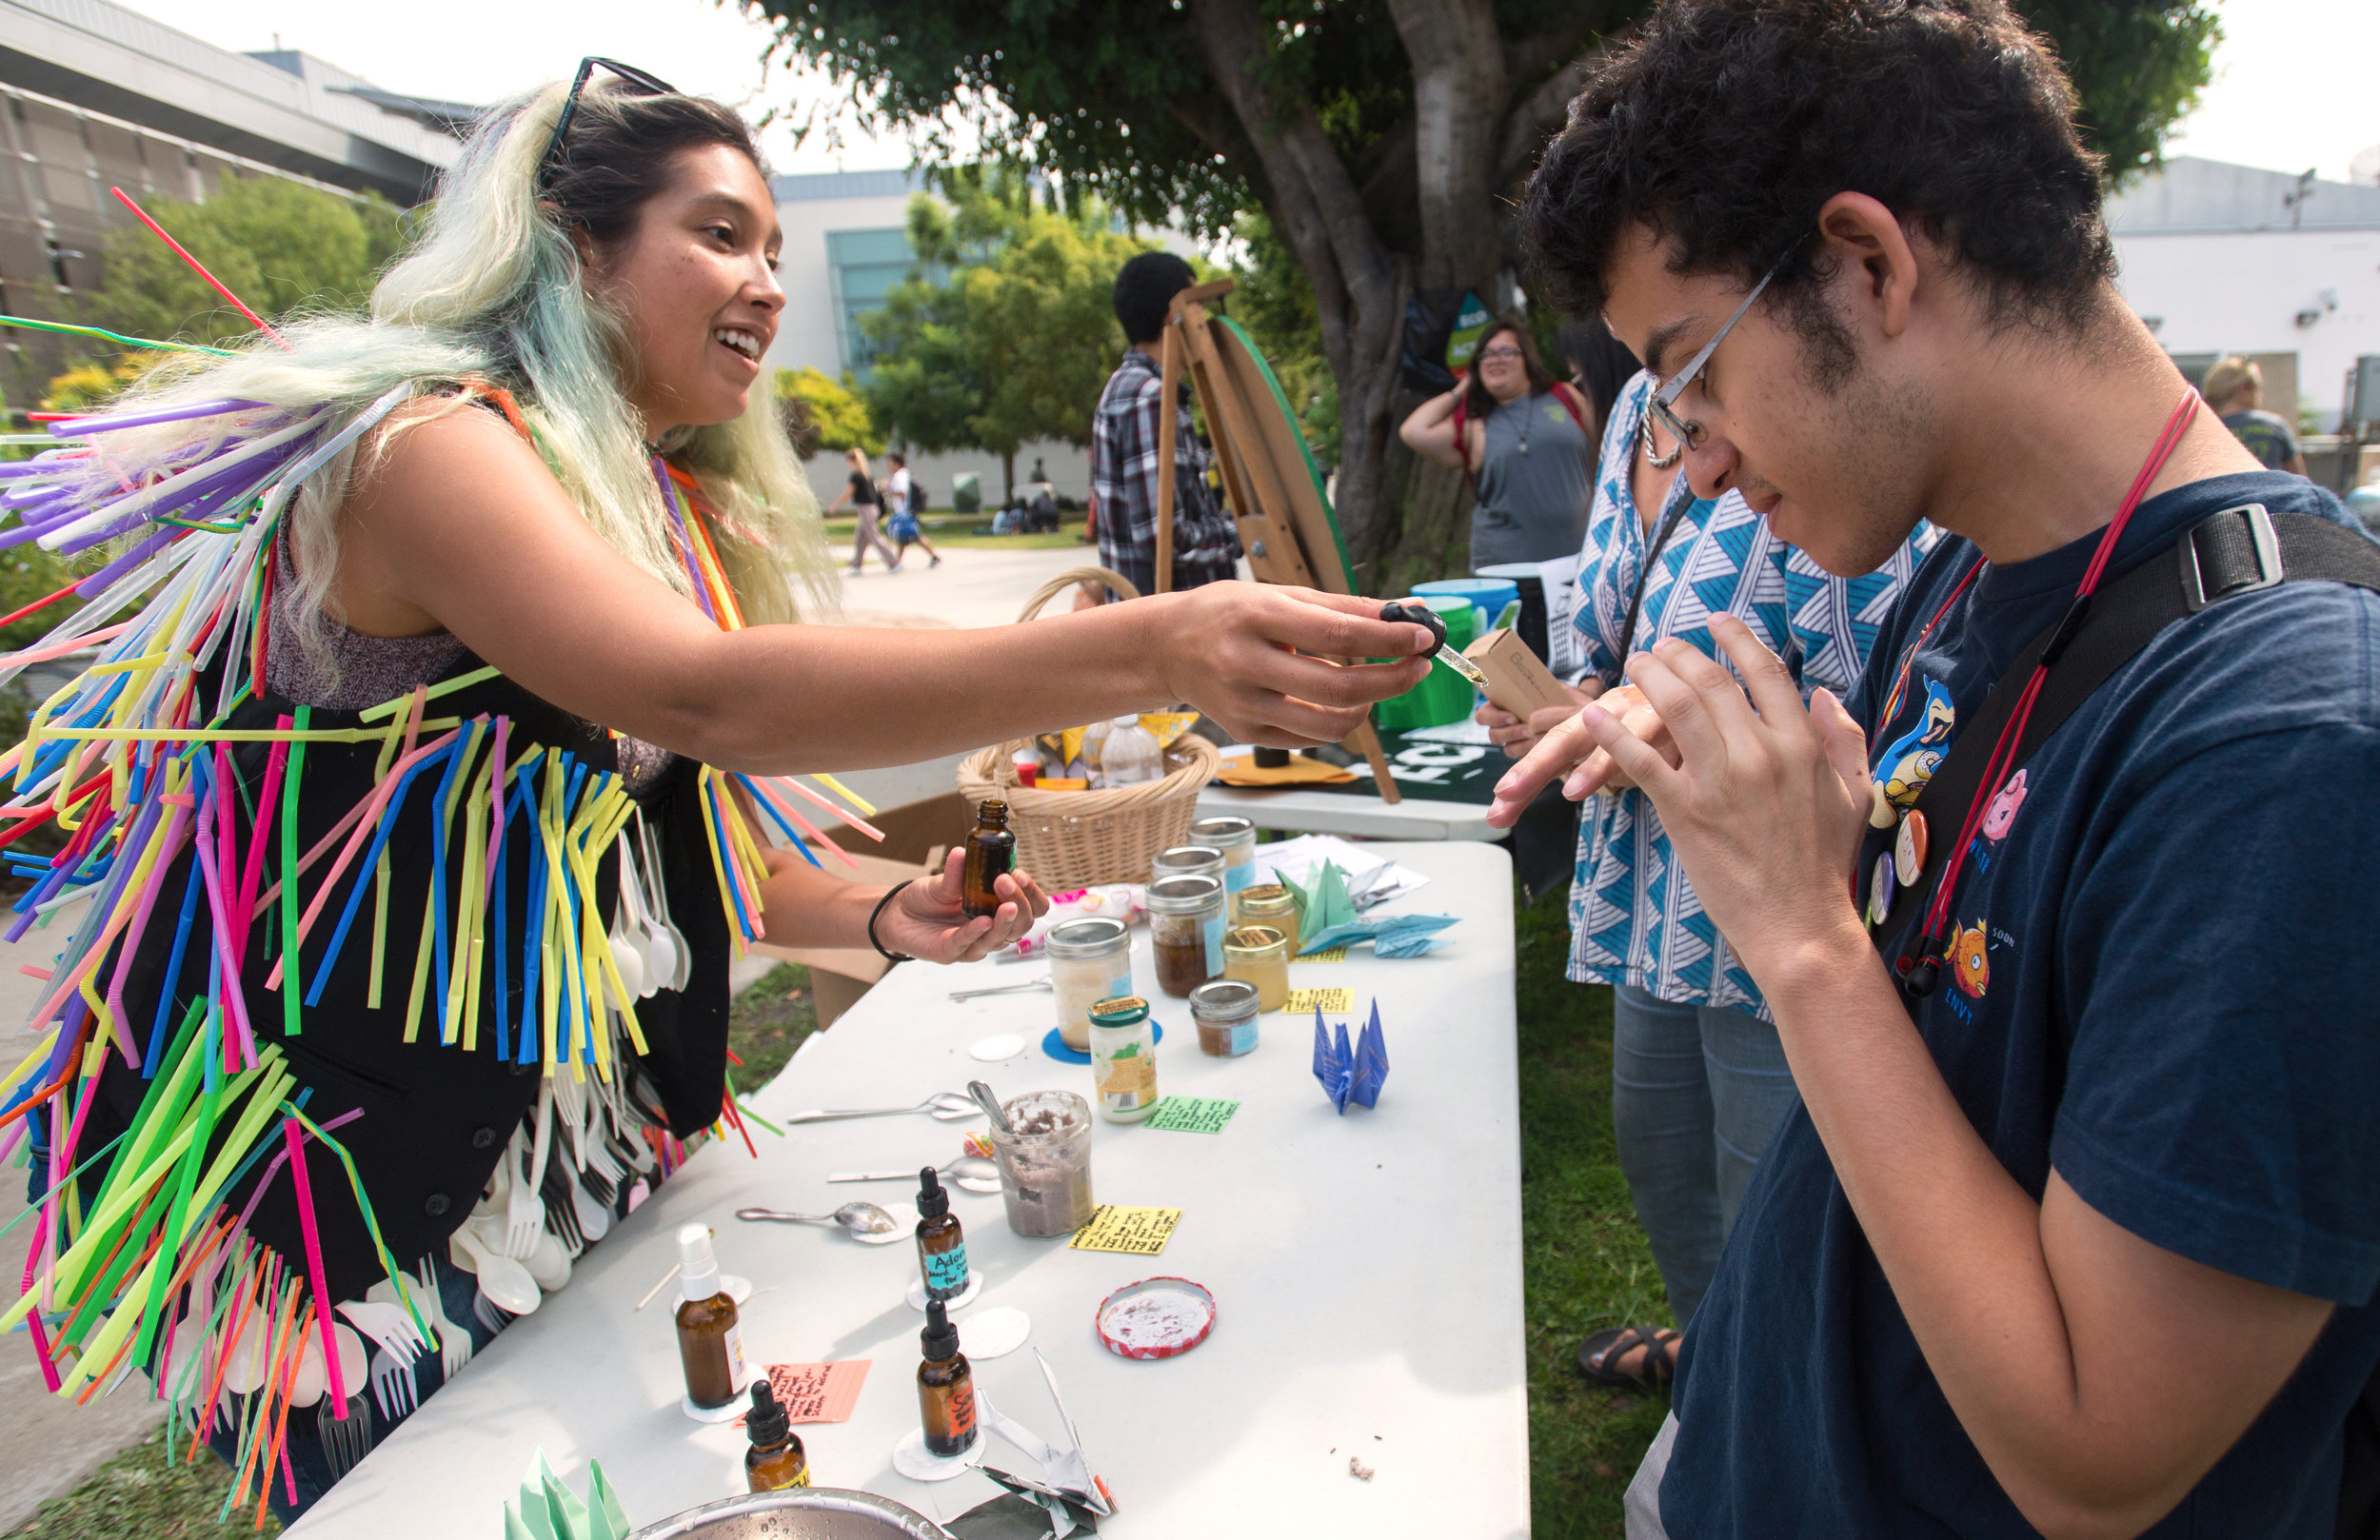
top-left (1226, 209), bottom-right (1339, 467)
top-left (774, 365), bottom-right (882, 457)
top-left (2016, 0), bottom-right (2219, 186)
top-left (80, 175), bottom-right (404, 348)
top-left (860, 167), bottom-right (1157, 475)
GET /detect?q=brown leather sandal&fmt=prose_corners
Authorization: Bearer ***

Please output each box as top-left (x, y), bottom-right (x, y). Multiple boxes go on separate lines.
top-left (1577, 1324), bottom-right (1680, 1391)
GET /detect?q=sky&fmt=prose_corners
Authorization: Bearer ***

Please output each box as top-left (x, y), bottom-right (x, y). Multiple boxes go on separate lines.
top-left (114, 0), bottom-right (2380, 186)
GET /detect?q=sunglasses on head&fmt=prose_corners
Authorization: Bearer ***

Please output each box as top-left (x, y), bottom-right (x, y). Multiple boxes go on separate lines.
top-left (540, 57), bottom-right (679, 177)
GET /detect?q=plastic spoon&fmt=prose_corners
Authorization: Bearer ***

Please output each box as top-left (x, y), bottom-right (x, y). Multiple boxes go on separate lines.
top-left (449, 1223), bottom-right (542, 1314)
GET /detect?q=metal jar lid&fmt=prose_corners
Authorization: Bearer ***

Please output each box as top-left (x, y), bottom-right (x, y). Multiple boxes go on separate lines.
top-left (1046, 916), bottom-right (1130, 958)
top-left (1151, 845), bottom-right (1224, 881)
top-left (1221, 925), bottom-right (1286, 956)
top-left (1188, 816), bottom-right (1255, 850)
top-left (1236, 882), bottom-right (1294, 915)
top-left (1088, 994), bottom-right (1151, 1028)
top-left (1146, 873), bottom-right (1224, 912)
top-left (1189, 978), bottom-right (1261, 1021)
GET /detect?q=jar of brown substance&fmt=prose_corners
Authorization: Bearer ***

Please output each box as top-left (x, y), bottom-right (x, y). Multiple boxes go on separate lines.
top-left (961, 799), bottom-right (1016, 918)
top-left (1190, 977), bottom-right (1261, 1057)
top-left (1146, 874), bottom-right (1226, 997)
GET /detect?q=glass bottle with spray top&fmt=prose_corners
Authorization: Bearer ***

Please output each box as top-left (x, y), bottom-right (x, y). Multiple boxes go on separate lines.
top-left (917, 1300), bottom-right (979, 1457)
top-left (961, 799), bottom-right (1016, 918)
top-left (674, 1223), bottom-right (745, 1414)
top-left (743, 1379), bottom-right (810, 1491)
top-left (916, 1167), bottom-right (970, 1304)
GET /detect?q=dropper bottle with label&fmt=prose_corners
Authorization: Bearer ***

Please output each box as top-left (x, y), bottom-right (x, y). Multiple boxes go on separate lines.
top-left (743, 1379), bottom-right (811, 1491)
top-left (917, 1300), bottom-right (979, 1457)
top-left (674, 1223), bottom-right (745, 1417)
top-left (962, 799), bottom-right (1016, 918)
top-left (916, 1167), bottom-right (970, 1304)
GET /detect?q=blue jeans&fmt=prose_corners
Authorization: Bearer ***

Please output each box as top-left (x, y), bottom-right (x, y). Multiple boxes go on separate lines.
top-left (1612, 983), bottom-right (1800, 1328)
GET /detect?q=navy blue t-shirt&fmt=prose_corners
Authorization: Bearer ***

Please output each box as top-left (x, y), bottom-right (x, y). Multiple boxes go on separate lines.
top-left (1663, 470), bottom-right (2380, 1537)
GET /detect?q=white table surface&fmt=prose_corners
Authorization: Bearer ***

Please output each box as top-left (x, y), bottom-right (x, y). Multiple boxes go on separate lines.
top-left (288, 841), bottom-right (1524, 1540)
top-left (1195, 785), bottom-right (1501, 841)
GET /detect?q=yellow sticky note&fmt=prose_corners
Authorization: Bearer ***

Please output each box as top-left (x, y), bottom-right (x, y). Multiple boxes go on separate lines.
top-left (1068, 1205), bottom-right (1181, 1255)
top-left (1138, 711), bottom-right (1200, 748)
top-left (1284, 987), bottom-right (1355, 1015)
top-left (1300, 947), bottom-right (1350, 963)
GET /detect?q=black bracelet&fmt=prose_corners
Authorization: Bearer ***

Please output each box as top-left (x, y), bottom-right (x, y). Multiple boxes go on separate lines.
top-left (868, 880), bottom-right (915, 962)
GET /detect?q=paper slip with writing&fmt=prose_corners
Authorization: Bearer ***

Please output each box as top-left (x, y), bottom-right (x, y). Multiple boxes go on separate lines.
top-left (1284, 986), bottom-right (1355, 1015)
top-left (1145, 1096), bottom-right (1240, 1134)
top-left (1300, 946), bottom-right (1349, 963)
top-left (1069, 1205), bottom-right (1181, 1254)
top-left (737, 1361), bottom-right (871, 1425)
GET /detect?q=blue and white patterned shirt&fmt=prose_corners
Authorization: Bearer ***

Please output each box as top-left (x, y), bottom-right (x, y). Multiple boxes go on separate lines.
top-left (1567, 372), bottom-right (1936, 1011)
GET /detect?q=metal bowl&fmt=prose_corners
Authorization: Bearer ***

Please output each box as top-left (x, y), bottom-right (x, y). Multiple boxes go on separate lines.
top-left (626, 1488), bottom-right (952, 1540)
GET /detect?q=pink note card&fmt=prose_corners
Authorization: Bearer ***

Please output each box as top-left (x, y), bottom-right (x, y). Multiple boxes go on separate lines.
top-left (735, 1360), bottom-right (871, 1425)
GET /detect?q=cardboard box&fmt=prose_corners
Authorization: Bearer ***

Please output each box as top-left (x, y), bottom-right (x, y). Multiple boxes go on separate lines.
top-left (1462, 627), bottom-right (1576, 719)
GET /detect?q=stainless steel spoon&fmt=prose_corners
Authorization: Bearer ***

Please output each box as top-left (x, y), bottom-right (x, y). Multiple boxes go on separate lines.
top-left (825, 1155), bottom-right (1002, 1194)
top-left (967, 1080), bottom-right (1015, 1135)
top-left (782, 1092), bottom-right (982, 1124)
top-left (735, 1201), bottom-right (901, 1237)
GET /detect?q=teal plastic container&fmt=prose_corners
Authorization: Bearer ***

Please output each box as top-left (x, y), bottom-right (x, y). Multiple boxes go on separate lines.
top-left (1413, 578), bottom-right (1520, 634)
top-left (1374, 595), bottom-right (1478, 731)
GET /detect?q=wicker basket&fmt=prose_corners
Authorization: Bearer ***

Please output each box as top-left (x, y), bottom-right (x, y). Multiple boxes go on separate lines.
top-left (956, 565), bottom-right (1220, 889)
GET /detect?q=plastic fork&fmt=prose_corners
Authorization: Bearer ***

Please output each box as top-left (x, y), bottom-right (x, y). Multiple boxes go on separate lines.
top-left (502, 1110), bottom-right (547, 1259)
top-left (470, 1289), bottom-right (512, 1336)
top-left (413, 1264), bottom-right (473, 1382)
top-left (367, 1345), bottom-right (417, 1422)
top-left (335, 1300), bottom-right (426, 1365)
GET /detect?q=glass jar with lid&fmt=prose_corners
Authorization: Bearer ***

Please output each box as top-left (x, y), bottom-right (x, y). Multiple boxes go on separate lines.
top-left (1190, 977), bottom-right (1261, 1057)
top-left (1235, 882), bottom-right (1300, 958)
top-left (1151, 844), bottom-right (1224, 888)
top-left (1146, 874), bottom-right (1226, 997)
top-left (1220, 925), bottom-right (1289, 1011)
top-left (1188, 817), bottom-right (1258, 918)
top-left (1047, 917), bottom-right (1134, 1052)
top-left (1087, 994), bottom-right (1160, 1123)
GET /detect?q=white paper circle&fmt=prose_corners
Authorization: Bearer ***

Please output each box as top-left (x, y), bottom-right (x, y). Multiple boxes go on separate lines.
top-left (968, 1034), bottom-right (1027, 1061)
top-left (855, 1203), bottom-right (918, 1246)
top-left (904, 1273), bottom-right (982, 1313)
top-left (891, 1426), bottom-right (982, 1482)
top-left (961, 1306), bottom-right (1031, 1360)
top-left (721, 1273), bottom-right (753, 1306)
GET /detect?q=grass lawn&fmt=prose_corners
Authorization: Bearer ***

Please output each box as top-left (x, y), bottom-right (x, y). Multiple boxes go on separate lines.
top-left (13, 886), bottom-right (1666, 1538)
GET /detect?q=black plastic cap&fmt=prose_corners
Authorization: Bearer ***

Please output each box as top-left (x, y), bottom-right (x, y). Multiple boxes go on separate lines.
top-left (747, 1379), bottom-right (788, 1444)
top-left (922, 1299), bottom-right (961, 1360)
top-left (1379, 601), bottom-right (1447, 649)
top-left (918, 1166), bottom-right (948, 1217)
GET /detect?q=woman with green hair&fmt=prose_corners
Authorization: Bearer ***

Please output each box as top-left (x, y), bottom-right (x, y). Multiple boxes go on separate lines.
top-left (0, 62), bottom-right (1431, 1517)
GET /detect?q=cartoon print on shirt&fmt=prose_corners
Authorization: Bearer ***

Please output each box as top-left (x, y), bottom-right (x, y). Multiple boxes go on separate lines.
top-left (1981, 768), bottom-right (2030, 841)
top-left (1876, 679), bottom-right (1956, 809)
top-left (1950, 919), bottom-right (1991, 997)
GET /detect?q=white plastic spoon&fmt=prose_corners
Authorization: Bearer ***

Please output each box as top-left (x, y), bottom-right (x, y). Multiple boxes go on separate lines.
top-left (449, 1223), bottom-right (541, 1315)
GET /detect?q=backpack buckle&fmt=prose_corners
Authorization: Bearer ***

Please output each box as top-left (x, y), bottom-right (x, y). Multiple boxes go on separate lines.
top-left (2181, 503), bottom-right (2280, 612)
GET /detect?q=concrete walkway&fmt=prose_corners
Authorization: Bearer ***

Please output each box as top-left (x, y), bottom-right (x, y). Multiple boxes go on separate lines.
top-left (830, 538), bottom-right (1104, 630)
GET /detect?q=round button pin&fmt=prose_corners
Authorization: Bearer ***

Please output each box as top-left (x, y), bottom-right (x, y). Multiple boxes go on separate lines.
top-left (1894, 810), bottom-right (1928, 887)
top-left (1867, 851), bottom-right (1895, 927)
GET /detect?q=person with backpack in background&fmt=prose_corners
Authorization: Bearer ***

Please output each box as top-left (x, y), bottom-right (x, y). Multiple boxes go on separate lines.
top-left (883, 450), bottom-right (942, 567)
top-left (1399, 318), bottom-right (1596, 568)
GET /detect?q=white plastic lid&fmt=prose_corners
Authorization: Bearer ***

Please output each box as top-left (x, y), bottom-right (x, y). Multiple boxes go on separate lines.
top-left (678, 1223), bottom-right (721, 1302)
top-left (1112, 714), bottom-right (1139, 727)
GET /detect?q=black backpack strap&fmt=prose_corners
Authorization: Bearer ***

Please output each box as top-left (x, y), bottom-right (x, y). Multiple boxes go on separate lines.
top-left (1867, 505), bottom-right (2380, 974)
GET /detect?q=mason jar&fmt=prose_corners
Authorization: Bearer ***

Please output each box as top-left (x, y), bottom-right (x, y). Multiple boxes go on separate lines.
top-left (1188, 816), bottom-right (1258, 918)
top-left (1146, 873), bottom-right (1226, 997)
top-left (1235, 882), bottom-right (1300, 958)
top-left (1046, 917), bottom-right (1134, 1052)
top-left (1190, 977), bottom-right (1262, 1057)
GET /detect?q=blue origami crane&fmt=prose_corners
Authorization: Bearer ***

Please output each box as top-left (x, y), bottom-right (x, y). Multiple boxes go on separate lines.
top-left (1312, 1001), bottom-right (1390, 1115)
top-left (1297, 912), bottom-right (1459, 958)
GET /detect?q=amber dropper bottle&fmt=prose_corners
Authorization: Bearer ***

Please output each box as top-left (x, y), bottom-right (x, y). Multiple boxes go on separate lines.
top-left (917, 1167), bottom-right (970, 1304)
top-left (674, 1223), bottom-right (745, 1412)
top-left (917, 1300), bottom-right (979, 1457)
top-left (744, 1379), bottom-right (811, 1491)
top-left (962, 799), bottom-right (1016, 918)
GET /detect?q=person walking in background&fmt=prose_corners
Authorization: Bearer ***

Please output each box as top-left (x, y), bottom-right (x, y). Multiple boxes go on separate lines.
top-left (883, 449), bottom-right (942, 567)
top-left (1399, 319), bottom-right (1597, 569)
top-left (830, 444), bottom-right (901, 572)
top-left (2202, 355), bottom-right (2308, 474)
top-left (1086, 251), bottom-right (1243, 602)
top-left (1479, 356), bottom-right (1934, 1392)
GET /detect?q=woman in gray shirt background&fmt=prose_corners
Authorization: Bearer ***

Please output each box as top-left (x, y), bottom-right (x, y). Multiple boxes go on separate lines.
top-left (1400, 318), bottom-right (1597, 568)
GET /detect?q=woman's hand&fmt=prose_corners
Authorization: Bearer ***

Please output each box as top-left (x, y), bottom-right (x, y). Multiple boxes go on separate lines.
top-left (1477, 679), bottom-right (1603, 759)
top-left (1143, 584), bottom-right (1435, 747)
top-left (872, 849), bottom-right (1050, 964)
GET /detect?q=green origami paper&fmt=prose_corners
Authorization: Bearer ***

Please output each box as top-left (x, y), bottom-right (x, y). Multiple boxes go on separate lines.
top-left (1277, 859), bottom-right (1356, 938)
top-left (505, 1450), bottom-right (627, 1540)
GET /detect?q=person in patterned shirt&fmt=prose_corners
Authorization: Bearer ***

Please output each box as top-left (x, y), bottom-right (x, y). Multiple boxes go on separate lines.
top-left (1482, 365), bottom-right (1933, 1390)
top-left (1085, 252), bottom-right (1242, 601)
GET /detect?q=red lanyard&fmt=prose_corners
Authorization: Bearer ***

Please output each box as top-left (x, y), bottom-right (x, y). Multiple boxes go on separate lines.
top-left (1897, 390), bottom-right (2200, 992)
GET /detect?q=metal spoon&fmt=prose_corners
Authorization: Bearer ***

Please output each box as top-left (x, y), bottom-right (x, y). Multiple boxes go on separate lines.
top-left (826, 1155), bottom-right (1002, 1194)
top-left (967, 1080), bottom-right (1015, 1135)
top-left (782, 1092), bottom-right (982, 1124)
top-left (948, 977), bottom-right (1052, 1001)
top-left (735, 1201), bottom-right (901, 1237)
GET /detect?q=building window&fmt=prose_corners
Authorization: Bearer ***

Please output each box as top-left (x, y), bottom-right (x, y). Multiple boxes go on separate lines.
top-left (825, 227), bottom-right (913, 378)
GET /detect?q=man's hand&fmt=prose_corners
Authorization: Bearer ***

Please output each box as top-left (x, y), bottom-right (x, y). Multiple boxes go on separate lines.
top-left (1143, 583), bottom-right (1435, 747)
top-left (1486, 681), bottom-right (1685, 825)
top-left (1477, 679), bottom-right (1602, 760)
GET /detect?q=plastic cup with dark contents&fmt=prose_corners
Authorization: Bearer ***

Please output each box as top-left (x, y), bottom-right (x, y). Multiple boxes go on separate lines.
top-left (987, 1090), bottom-right (1096, 1238)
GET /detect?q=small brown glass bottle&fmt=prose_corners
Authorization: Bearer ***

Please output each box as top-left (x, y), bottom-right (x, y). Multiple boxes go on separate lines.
top-left (674, 1223), bottom-right (745, 1412)
top-left (743, 1379), bottom-right (811, 1491)
top-left (917, 1300), bottom-right (979, 1457)
top-left (962, 800), bottom-right (1016, 918)
top-left (916, 1168), bottom-right (970, 1304)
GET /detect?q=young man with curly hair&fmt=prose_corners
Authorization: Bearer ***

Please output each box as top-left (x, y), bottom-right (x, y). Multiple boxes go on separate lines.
top-left (1493, 2), bottom-right (2380, 1536)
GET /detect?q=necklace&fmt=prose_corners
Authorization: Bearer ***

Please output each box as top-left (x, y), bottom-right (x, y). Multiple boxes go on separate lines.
top-left (1514, 394), bottom-right (1530, 457)
top-left (1638, 411), bottom-right (1681, 469)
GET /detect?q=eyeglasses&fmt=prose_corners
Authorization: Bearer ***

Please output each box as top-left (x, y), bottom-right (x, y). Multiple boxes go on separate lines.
top-left (540, 57), bottom-right (679, 178)
top-left (1646, 247), bottom-right (1792, 451)
top-left (1476, 346), bottom-right (1526, 364)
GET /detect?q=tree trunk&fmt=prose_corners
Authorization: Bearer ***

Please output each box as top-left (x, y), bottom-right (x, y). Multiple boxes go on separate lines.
top-left (1002, 449), bottom-right (1015, 505)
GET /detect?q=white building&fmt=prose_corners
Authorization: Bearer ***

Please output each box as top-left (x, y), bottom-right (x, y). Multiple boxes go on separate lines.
top-left (2110, 156), bottom-right (2380, 431)
top-left (767, 168), bottom-right (1092, 511)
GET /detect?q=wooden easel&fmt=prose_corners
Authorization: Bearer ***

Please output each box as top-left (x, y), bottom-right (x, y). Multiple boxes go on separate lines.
top-left (1152, 279), bottom-right (1400, 801)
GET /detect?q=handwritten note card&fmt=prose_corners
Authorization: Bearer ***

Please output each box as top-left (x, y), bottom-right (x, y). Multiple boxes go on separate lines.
top-left (740, 1360), bottom-right (871, 1425)
top-left (1145, 1096), bottom-right (1240, 1135)
top-left (1300, 946), bottom-right (1350, 963)
top-left (1284, 986), bottom-right (1355, 1015)
top-left (1069, 1205), bottom-right (1182, 1255)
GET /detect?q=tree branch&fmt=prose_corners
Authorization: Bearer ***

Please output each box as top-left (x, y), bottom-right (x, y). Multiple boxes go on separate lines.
top-left (1383, 0), bottom-right (1509, 288)
top-left (1495, 42), bottom-right (1606, 191)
